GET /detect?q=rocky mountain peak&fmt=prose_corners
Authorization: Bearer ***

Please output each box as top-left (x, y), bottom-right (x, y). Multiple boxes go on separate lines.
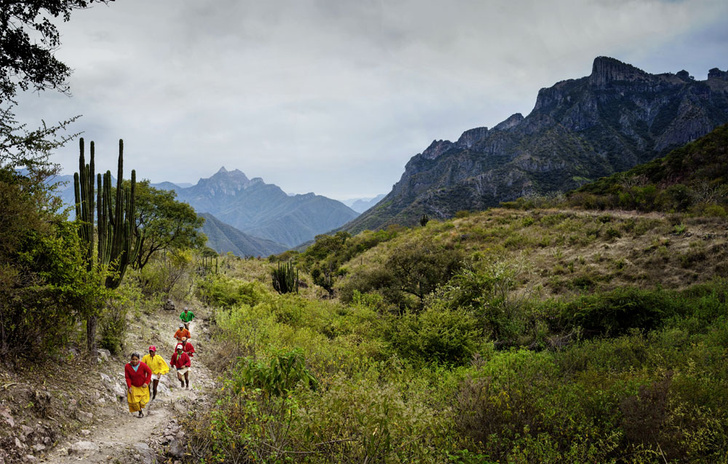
top-left (456, 127), bottom-right (489, 148)
top-left (493, 113), bottom-right (524, 131)
top-left (589, 56), bottom-right (650, 87)
top-left (196, 167), bottom-right (252, 195)
top-left (421, 139), bottom-right (454, 160)
top-left (343, 56), bottom-right (728, 235)
top-left (709, 67), bottom-right (728, 81)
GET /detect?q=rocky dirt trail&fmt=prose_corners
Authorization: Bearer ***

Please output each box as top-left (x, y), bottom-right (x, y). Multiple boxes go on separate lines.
top-left (36, 304), bottom-right (217, 464)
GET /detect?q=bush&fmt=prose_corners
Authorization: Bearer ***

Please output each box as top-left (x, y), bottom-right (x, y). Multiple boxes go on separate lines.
top-left (386, 305), bottom-right (482, 365)
top-left (99, 302), bottom-right (127, 355)
top-left (196, 274), bottom-right (269, 308)
top-left (561, 287), bottom-right (680, 337)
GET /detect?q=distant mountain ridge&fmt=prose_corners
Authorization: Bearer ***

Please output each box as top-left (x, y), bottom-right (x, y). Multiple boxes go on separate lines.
top-left (344, 56), bottom-right (728, 233)
top-left (199, 212), bottom-right (288, 257)
top-left (171, 167), bottom-right (359, 248)
top-left (344, 194), bottom-right (386, 213)
top-left (50, 168), bottom-right (358, 254)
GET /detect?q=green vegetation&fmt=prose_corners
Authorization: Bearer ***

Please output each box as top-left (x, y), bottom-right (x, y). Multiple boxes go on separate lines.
top-left (271, 261), bottom-right (299, 294)
top-left (73, 138), bottom-right (141, 356)
top-left (132, 179), bottom-right (206, 270)
top-left (181, 127), bottom-right (728, 462)
top-left (184, 247), bottom-right (728, 463)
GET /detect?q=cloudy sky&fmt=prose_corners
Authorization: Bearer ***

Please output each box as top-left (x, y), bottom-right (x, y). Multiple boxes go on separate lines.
top-left (15, 0), bottom-right (728, 201)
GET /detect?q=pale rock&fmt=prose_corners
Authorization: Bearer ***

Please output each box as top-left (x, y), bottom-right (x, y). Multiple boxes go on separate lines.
top-left (68, 441), bottom-right (99, 454)
top-left (0, 406), bottom-right (14, 427)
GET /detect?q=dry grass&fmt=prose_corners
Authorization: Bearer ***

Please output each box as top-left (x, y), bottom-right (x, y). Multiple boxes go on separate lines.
top-left (336, 207), bottom-right (728, 300)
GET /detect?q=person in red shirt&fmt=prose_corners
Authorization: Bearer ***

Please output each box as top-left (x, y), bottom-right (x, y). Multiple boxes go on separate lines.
top-left (124, 352), bottom-right (152, 418)
top-left (180, 337), bottom-right (195, 358)
top-left (170, 344), bottom-right (192, 389)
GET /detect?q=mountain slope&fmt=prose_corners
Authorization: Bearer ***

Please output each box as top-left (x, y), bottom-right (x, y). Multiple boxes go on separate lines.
top-left (200, 212), bottom-right (288, 257)
top-left (578, 122), bottom-right (728, 195)
top-left (345, 57), bottom-right (728, 233)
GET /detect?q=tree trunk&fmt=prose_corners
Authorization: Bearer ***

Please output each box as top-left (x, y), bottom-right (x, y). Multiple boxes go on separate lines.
top-left (87, 315), bottom-right (98, 362)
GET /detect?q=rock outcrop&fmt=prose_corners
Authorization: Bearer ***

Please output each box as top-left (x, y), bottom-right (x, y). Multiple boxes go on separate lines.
top-left (345, 57), bottom-right (728, 233)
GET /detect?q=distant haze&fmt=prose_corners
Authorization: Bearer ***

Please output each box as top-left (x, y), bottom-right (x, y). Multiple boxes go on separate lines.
top-left (13, 0), bottom-right (728, 201)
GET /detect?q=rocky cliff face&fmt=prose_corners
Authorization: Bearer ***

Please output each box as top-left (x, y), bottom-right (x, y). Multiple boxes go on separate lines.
top-left (345, 57), bottom-right (728, 233)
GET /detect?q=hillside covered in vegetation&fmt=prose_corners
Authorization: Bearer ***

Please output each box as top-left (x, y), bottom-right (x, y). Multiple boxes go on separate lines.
top-left (171, 125), bottom-right (728, 463)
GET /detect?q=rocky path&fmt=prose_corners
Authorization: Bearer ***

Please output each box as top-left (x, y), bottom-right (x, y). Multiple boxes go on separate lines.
top-left (39, 305), bottom-right (216, 464)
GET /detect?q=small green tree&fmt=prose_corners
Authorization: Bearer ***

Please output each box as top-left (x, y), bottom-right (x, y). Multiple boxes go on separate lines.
top-left (387, 241), bottom-right (464, 309)
top-left (132, 180), bottom-right (206, 270)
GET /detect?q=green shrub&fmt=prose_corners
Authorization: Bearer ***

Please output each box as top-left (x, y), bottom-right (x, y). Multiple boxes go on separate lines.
top-left (386, 305), bottom-right (482, 365)
top-left (561, 287), bottom-right (680, 336)
top-left (295, 373), bottom-right (451, 462)
top-left (99, 299), bottom-right (129, 355)
top-left (234, 349), bottom-right (317, 397)
top-left (196, 274), bottom-right (269, 308)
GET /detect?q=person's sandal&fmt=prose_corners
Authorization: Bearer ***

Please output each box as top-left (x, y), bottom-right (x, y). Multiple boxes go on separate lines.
top-left (138, 411), bottom-right (144, 418)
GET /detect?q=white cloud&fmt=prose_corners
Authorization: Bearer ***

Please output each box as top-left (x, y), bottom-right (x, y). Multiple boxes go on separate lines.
top-left (12, 0), bottom-right (728, 199)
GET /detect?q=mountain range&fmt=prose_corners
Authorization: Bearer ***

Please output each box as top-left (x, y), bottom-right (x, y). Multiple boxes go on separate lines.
top-left (343, 56), bottom-right (728, 233)
top-left (49, 169), bottom-right (359, 256)
top-left (343, 194), bottom-right (386, 213)
top-left (168, 168), bottom-right (359, 248)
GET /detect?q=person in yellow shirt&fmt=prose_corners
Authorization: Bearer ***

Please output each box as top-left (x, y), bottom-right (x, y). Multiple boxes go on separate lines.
top-left (141, 346), bottom-right (169, 401)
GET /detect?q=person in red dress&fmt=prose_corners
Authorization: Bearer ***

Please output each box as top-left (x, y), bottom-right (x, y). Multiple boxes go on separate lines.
top-left (180, 337), bottom-right (195, 358)
top-left (170, 344), bottom-right (192, 389)
top-left (124, 352), bottom-right (152, 418)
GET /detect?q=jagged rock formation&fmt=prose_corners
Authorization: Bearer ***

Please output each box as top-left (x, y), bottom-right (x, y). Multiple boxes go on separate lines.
top-left (173, 167), bottom-right (359, 248)
top-left (345, 57), bottom-right (728, 233)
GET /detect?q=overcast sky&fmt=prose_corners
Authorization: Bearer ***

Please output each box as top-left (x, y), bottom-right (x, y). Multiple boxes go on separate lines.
top-left (14, 0), bottom-right (728, 201)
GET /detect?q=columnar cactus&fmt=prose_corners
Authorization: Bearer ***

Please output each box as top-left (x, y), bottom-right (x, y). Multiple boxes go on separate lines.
top-left (272, 261), bottom-right (299, 294)
top-left (73, 138), bottom-right (95, 268)
top-left (74, 138), bottom-right (141, 289)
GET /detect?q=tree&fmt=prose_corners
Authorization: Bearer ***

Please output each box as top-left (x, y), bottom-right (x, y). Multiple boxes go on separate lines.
top-left (387, 242), bottom-right (464, 309)
top-left (0, 167), bottom-right (105, 356)
top-left (0, 1), bottom-right (112, 172)
top-left (132, 180), bottom-right (206, 270)
top-left (0, 0), bottom-right (113, 103)
top-left (0, 1), bottom-right (117, 360)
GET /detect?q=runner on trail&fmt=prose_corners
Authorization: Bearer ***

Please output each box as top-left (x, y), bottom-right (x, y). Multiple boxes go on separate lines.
top-left (174, 323), bottom-right (191, 342)
top-left (180, 337), bottom-right (195, 358)
top-left (170, 343), bottom-right (192, 390)
top-left (141, 346), bottom-right (169, 401)
top-left (180, 307), bottom-right (195, 330)
top-left (124, 352), bottom-right (152, 418)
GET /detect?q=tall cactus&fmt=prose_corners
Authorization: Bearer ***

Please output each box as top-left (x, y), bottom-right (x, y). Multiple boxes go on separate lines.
top-left (74, 138), bottom-right (141, 354)
top-left (74, 138), bottom-right (140, 288)
top-left (271, 261), bottom-right (299, 294)
top-left (73, 138), bottom-right (95, 268)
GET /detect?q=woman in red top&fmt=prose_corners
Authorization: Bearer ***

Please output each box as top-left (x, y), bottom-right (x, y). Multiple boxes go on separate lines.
top-left (170, 344), bottom-right (192, 389)
top-left (124, 352), bottom-right (153, 418)
top-left (180, 337), bottom-right (195, 357)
